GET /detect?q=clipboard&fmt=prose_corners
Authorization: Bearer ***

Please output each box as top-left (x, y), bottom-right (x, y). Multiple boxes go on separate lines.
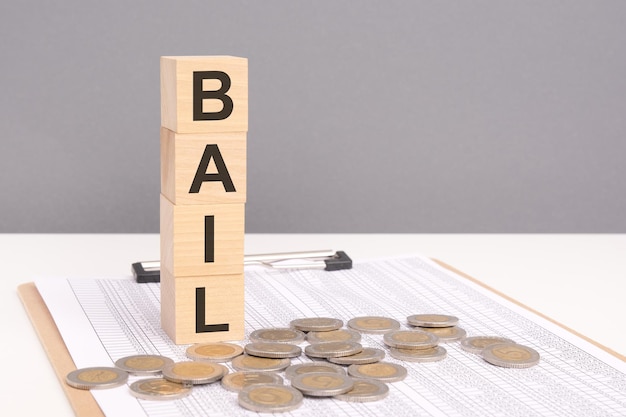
top-left (17, 259), bottom-right (626, 417)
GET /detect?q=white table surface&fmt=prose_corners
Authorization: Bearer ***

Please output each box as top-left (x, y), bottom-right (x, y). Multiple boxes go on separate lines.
top-left (3, 233), bottom-right (626, 416)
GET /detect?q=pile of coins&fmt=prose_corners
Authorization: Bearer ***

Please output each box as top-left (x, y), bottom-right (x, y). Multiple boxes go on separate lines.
top-left (226, 319), bottom-right (401, 410)
top-left (461, 336), bottom-right (541, 368)
top-left (65, 354), bottom-right (193, 400)
top-left (66, 314), bottom-right (540, 412)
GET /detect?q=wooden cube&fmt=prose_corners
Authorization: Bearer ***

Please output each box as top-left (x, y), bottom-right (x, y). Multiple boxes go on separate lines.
top-left (161, 270), bottom-right (244, 344)
top-left (161, 56), bottom-right (248, 133)
top-left (160, 195), bottom-right (245, 277)
top-left (161, 127), bottom-right (246, 205)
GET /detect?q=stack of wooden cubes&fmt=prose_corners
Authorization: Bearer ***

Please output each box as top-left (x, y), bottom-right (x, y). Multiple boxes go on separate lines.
top-left (160, 56), bottom-right (247, 344)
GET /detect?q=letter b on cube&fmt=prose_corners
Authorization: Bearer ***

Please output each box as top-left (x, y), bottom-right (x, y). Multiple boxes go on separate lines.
top-left (161, 56), bottom-right (248, 133)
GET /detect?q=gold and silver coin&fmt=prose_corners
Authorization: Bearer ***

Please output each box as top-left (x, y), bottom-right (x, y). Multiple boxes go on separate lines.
top-left (328, 347), bottom-right (386, 365)
top-left (245, 342), bottom-right (302, 358)
top-left (383, 330), bottom-right (439, 349)
top-left (407, 314), bottom-right (459, 328)
top-left (306, 328), bottom-right (361, 344)
top-left (389, 346), bottom-right (447, 362)
top-left (461, 336), bottom-right (515, 354)
top-left (186, 342), bottom-right (244, 362)
top-left (115, 355), bottom-right (174, 376)
top-left (347, 362), bottom-right (407, 383)
top-left (249, 328), bottom-right (306, 344)
top-left (304, 341), bottom-right (363, 358)
top-left (419, 326), bottom-right (467, 343)
top-left (347, 316), bottom-right (401, 334)
top-left (162, 361), bottom-right (227, 385)
top-left (290, 317), bottom-right (343, 332)
top-left (129, 377), bottom-right (192, 401)
top-left (481, 343), bottom-right (540, 368)
top-left (221, 371), bottom-right (284, 392)
top-left (290, 372), bottom-right (354, 397)
top-left (238, 383), bottom-right (303, 413)
top-left (231, 354), bottom-right (291, 372)
top-left (335, 379), bottom-right (389, 403)
top-left (66, 366), bottom-right (128, 390)
top-left (285, 362), bottom-right (345, 379)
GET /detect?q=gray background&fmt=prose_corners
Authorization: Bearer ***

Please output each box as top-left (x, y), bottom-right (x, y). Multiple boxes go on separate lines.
top-left (2, 1), bottom-right (625, 233)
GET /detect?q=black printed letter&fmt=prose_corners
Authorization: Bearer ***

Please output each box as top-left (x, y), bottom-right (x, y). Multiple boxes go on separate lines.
top-left (193, 71), bottom-right (233, 121)
top-left (195, 288), bottom-right (229, 333)
top-left (189, 144), bottom-right (236, 194)
top-left (204, 215), bottom-right (214, 263)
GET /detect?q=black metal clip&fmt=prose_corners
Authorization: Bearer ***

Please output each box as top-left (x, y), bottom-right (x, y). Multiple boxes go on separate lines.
top-left (132, 250), bottom-right (352, 283)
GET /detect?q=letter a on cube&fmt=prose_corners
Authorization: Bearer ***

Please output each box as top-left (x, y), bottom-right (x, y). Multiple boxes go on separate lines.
top-left (160, 127), bottom-right (247, 205)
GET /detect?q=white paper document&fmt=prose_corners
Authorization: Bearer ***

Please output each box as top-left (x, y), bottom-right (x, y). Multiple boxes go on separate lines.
top-left (36, 255), bottom-right (626, 416)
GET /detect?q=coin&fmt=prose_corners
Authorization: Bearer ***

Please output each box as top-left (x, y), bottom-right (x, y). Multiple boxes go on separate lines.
top-left (306, 328), bottom-right (361, 344)
top-left (238, 384), bottom-right (303, 413)
top-left (231, 354), bottom-right (291, 372)
top-left (186, 342), bottom-right (244, 362)
top-left (221, 371), bottom-right (284, 392)
top-left (347, 362), bottom-right (408, 383)
top-left (285, 362), bottom-right (346, 379)
top-left (407, 314), bottom-right (459, 328)
top-left (328, 347), bottom-right (386, 365)
top-left (249, 328), bottom-right (306, 344)
top-left (481, 343), bottom-right (540, 368)
top-left (389, 346), bottom-right (447, 362)
top-left (461, 336), bottom-right (515, 354)
top-left (335, 379), bottom-right (389, 403)
top-left (419, 326), bottom-right (467, 343)
top-left (291, 372), bottom-right (354, 396)
top-left (245, 342), bottom-right (302, 358)
top-left (305, 341), bottom-right (363, 358)
top-left (162, 361), bottom-right (227, 385)
top-left (66, 367), bottom-right (128, 390)
top-left (383, 330), bottom-right (439, 349)
top-left (347, 316), bottom-right (401, 334)
top-left (129, 377), bottom-right (192, 401)
top-left (115, 355), bottom-right (174, 376)
top-left (290, 317), bottom-right (343, 332)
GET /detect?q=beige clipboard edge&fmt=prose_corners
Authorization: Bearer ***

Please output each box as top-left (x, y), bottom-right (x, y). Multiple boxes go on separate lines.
top-left (17, 282), bottom-right (105, 417)
top-left (432, 259), bottom-right (626, 362)
top-left (17, 260), bottom-right (626, 416)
